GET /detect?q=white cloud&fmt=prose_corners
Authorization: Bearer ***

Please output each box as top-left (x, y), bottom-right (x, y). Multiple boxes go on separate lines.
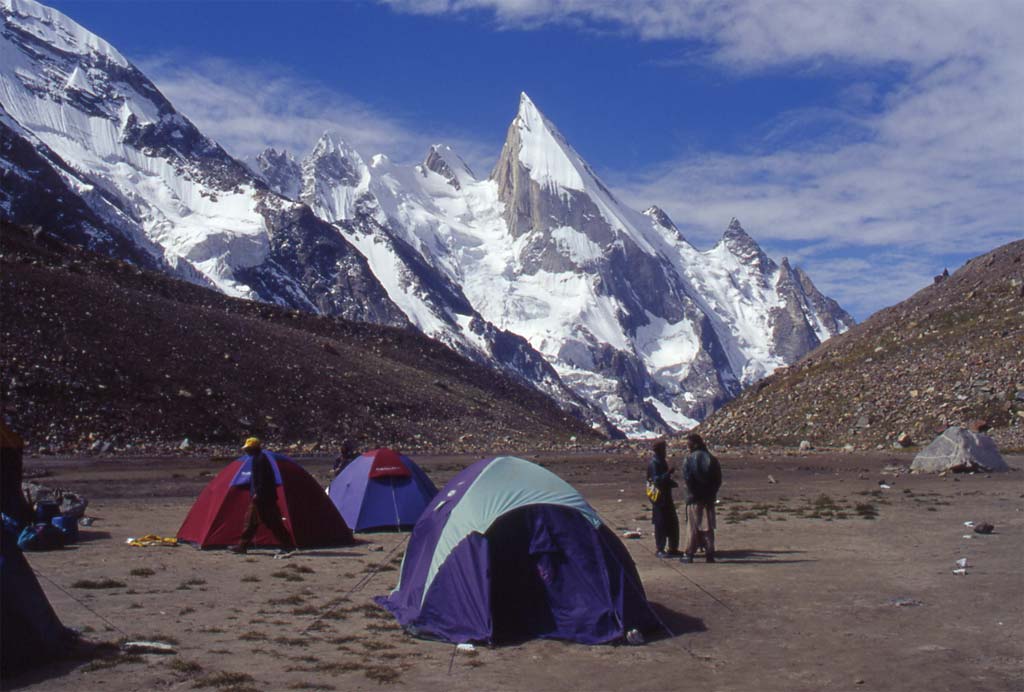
top-left (139, 55), bottom-right (498, 171)
top-left (381, 0), bottom-right (1021, 71)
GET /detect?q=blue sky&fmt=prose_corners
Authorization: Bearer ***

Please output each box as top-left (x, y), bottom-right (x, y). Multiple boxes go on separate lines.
top-left (45, 0), bottom-right (1024, 320)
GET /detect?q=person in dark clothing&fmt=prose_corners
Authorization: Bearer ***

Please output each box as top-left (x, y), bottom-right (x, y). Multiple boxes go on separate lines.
top-left (230, 438), bottom-right (296, 557)
top-left (681, 433), bottom-right (722, 563)
top-left (330, 439), bottom-right (358, 479)
top-left (1, 421), bottom-right (35, 527)
top-left (646, 439), bottom-right (679, 557)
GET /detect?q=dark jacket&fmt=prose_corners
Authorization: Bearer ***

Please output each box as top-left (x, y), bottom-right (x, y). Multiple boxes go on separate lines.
top-left (249, 451), bottom-right (277, 502)
top-left (682, 449), bottom-right (722, 505)
top-left (646, 455), bottom-right (675, 505)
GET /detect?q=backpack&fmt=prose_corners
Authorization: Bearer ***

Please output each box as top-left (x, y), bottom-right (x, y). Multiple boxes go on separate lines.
top-left (645, 481), bottom-right (660, 503)
top-left (17, 523), bottom-right (67, 551)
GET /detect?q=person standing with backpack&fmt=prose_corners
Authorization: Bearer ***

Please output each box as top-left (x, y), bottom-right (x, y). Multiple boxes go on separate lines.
top-left (681, 433), bottom-right (722, 563)
top-left (646, 439), bottom-right (680, 557)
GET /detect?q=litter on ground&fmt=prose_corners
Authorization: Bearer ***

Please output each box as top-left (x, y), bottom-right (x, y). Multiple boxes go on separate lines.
top-left (122, 640), bottom-right (176, 654)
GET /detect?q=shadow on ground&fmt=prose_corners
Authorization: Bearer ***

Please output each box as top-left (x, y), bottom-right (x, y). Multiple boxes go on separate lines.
top-left (74, 530), bottom-right (112, 543)
top-left (648, 602), bottom-right (707, 640)
top-left (710, 549), bottom-right (811, 564)
top-left (2, 639), bottom-right (119, 691)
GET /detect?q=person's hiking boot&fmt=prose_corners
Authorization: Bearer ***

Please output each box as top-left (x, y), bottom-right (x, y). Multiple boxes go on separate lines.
top-left (679, 554), bottom-right (694, 564)
top-left (706, 555), bottom-right (716, 563)
top-left (656, 551), bottom-right (669, 558)
top-left (273, 548), bottom-right (297, 560)
top-left (228, 545), bottom-right (247, 554)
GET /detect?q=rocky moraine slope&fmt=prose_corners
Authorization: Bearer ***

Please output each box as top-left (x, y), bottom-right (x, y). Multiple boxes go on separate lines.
top-left (0, 222), bottom-right (602, 454)
top-left (697, 240), bottom-right (1024, 451)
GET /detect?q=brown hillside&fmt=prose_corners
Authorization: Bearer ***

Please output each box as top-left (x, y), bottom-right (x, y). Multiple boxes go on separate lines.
top-left (0, 222), bottom-right (602, 455)
top-left (697, 240), bottom-right (1024, 451)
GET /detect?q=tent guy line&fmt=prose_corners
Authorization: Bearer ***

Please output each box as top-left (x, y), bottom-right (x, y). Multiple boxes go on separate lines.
top-left (620, 516), bottom-right (734, 613)
top-left (299, 534), bottom-right (410, 636)
top-left (32, 568), bottom-right (129, 639)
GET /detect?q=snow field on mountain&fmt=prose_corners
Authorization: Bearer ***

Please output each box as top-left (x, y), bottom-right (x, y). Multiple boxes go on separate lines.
top-left (3, 0), bottom-right (128, 68)
top-left (1, 15), bottom-right (271, 297)
top-left (338, 227), bottom-right (453, 338)
top-left (515, 94), bottom-right (587, 192)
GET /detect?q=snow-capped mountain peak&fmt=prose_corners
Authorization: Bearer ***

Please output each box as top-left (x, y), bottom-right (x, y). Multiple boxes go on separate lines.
top-left (506, 90), bottom-right (589, 192)
top-left (254, 147), bottom-right (301, 199)
top-left (716, 218), bottom-right (775, 273)
top-left (3, 0), bottom-right (128, 68)
top-left (422, 143), bottom-right (476, 190)
top-left (300, 132), bottom-right (371, 222)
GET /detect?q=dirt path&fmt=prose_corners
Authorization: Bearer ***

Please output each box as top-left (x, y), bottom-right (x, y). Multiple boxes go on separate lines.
top-left (7, 451), bottom-right (1023, 691)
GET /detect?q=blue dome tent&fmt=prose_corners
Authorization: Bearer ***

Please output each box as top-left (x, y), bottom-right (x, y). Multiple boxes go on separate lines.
top-left (376, 456), bottom-right (658, 645)
top-left (328, 449), bottom-right (438, 532)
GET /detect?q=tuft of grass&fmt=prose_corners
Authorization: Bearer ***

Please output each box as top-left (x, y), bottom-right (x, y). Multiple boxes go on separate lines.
top-left (364, 665), bottom-right (401, 684)
top-left (169, 658), bottom-right (203, 675)
top-left (274, 637), bottom-right (310, 648)
top-left (812, 494), bottom-right (837, 510)
top-left (177, 577), bottom-right (207, 590)
top-left (192, 671), bottom-right (255, 688)
top-left (288, 683), bottom-right (336, 691)
top-left (285, 564), bottom-right (314, 574)
top-left (240, 575), bottom-right (260, 583)
top-left (269, 594), bottom-right (304, 606)
top-left (238, 631), bottom-right (267, 641)
top-left (129, 568), bottom-right (156, 578)
top-left (292, 605), bottom-right (318, 616)
top-left (854, 502), bottom-right (879, 519)
top-left (271, 570), bottom-right (304, 582)
top-left (308, 661), bottom-right (362, 674)
top-left (83, 653), bottom-right (143, 671)
top-left (72, 578), bottom-right (126, 589)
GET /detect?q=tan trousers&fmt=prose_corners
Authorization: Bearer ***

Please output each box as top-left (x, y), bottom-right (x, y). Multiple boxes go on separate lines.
top-left (684, 502), bottom-right (716, 557)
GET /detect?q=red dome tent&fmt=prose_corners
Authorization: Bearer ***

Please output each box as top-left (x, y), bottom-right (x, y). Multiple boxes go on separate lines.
top-left (178, 452), bottom-right (353, 549)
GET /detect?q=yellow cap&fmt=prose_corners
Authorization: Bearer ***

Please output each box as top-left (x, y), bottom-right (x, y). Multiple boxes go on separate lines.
top-left (242, 437), bottom-right (261, 451)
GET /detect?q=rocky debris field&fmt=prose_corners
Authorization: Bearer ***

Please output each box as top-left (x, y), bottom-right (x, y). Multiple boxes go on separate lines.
top-left (0, 222), bottom-right (602, 456)
top-left (698, 240), bottom-right (1024, 451)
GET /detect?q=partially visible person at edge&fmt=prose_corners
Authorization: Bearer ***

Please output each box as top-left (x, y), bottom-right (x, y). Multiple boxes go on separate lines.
top-left (229, 438), bottom-right (296, 557)
top-left (330, 439), bottom-right (358, 479)
top-left (1, 421), bottom-right (35, 527)
top-left (681, 433), bottom-right (722, 564)
top-left (646, 438), bottom-right (680, 557)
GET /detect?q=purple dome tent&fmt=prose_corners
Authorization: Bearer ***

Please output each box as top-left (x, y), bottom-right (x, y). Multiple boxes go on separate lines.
top-left (328, 448), bottom-right (438, 532)
top-left (376, 456), bottom-right (658, 645)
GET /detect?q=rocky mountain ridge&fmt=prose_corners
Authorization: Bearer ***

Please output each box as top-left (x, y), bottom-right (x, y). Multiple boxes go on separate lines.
top-left (696, 240), bottom-right (1024, 451)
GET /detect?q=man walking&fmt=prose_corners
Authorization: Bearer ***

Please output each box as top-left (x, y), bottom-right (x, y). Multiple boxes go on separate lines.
top-left (646, 439), bottom-right (679, 557)
top-left (229, 438), bottom-right (296, 557)
top-left (681, 433), bottom-right (722, 563)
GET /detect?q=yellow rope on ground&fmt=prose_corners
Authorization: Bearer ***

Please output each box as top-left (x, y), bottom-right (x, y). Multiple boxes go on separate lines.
top-left (126, 534), bottom-right (178, 547)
